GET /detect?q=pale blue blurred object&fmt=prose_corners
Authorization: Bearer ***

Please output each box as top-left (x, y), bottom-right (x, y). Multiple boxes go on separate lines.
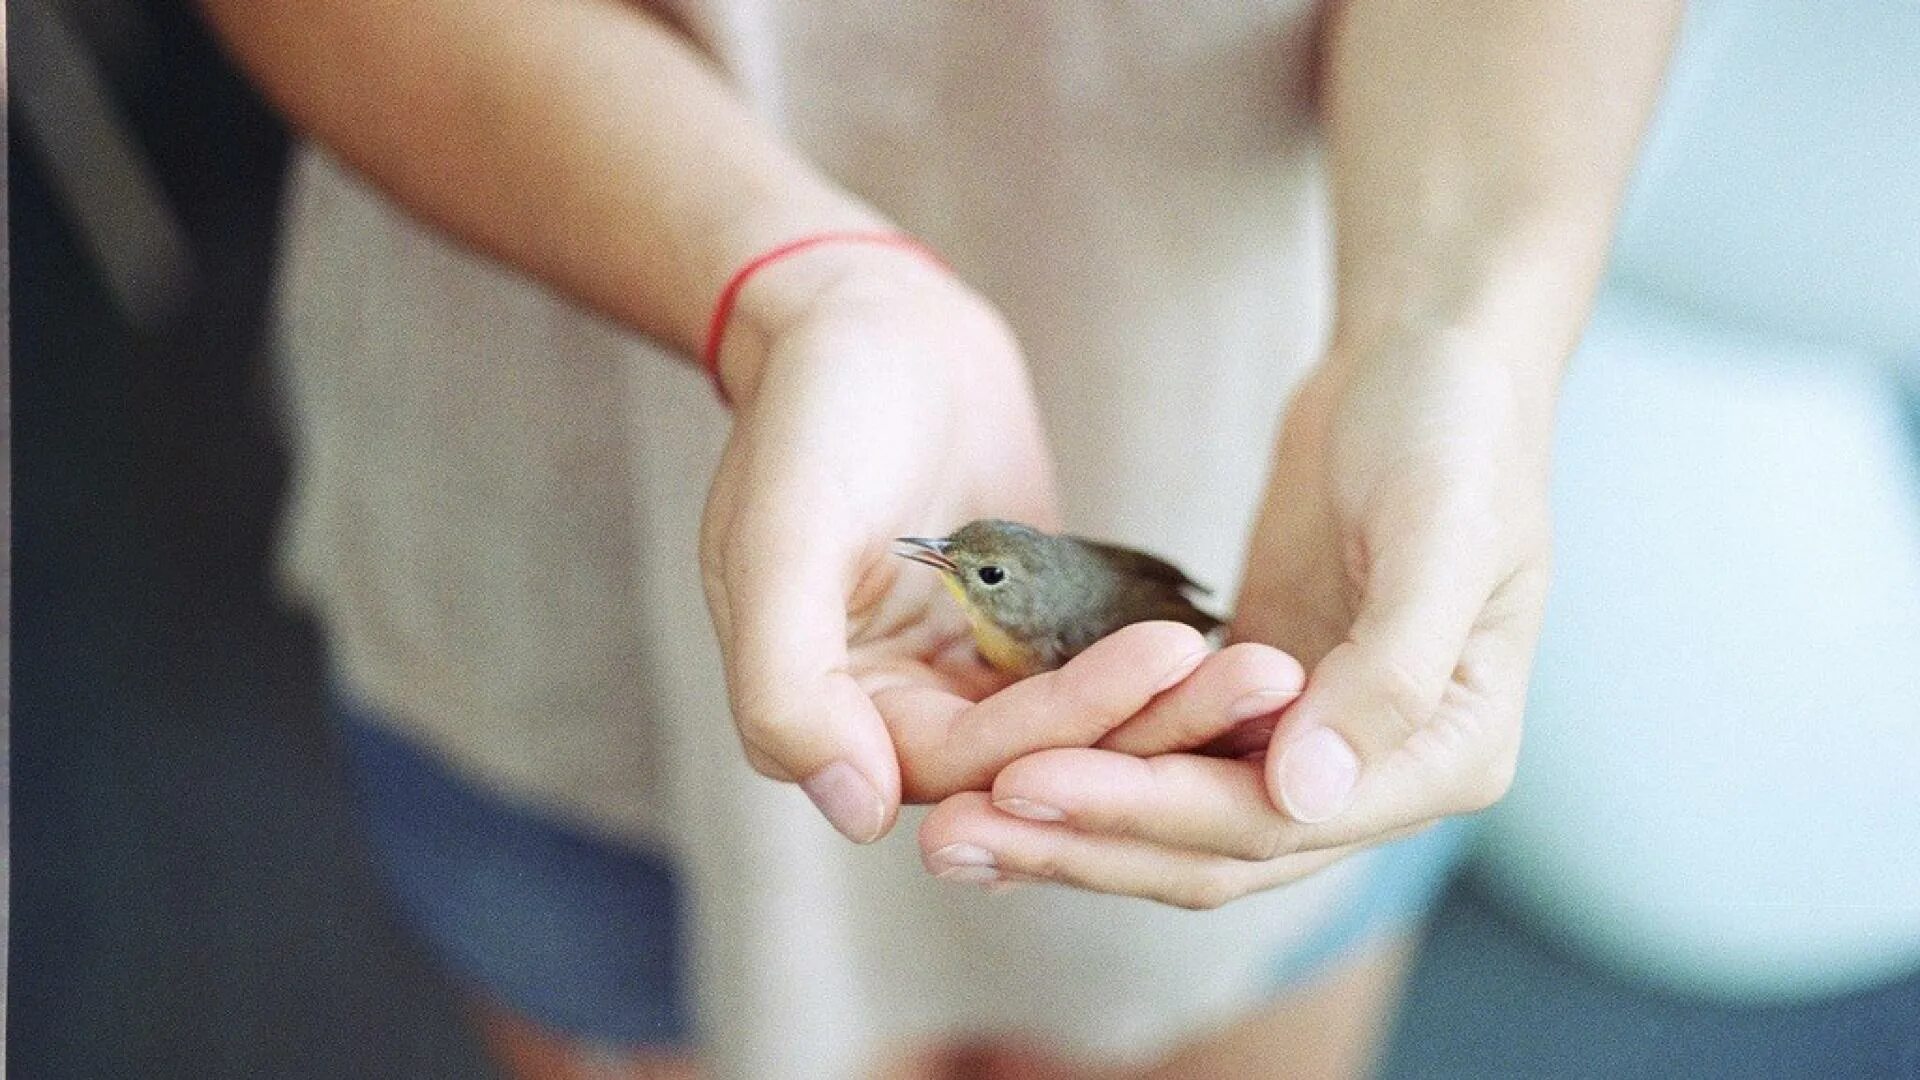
top-left (1474, 0), bottom-right (1920, 1003)
top-left (1608, 0), bottom-right (1920, 355)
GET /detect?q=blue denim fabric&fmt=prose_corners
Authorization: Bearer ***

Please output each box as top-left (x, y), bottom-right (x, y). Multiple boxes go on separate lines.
top-left (1268, 819), bottom-right (1474, 988)
top-left (332, 694), bottom-right (694, 1047)
top-left (334, 692), bottom-right (1468, 1046)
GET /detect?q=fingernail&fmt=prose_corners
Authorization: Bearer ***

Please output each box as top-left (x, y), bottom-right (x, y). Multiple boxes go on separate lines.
top-left (1227, 689), bottom-right (1300, 724)
top-left (994, 797), bottom-right (1065, 823)
top-left (1155, 650), bottom-right (1211, 694)
top-left (801, 761), bottom-right (887, 843)
top-left (930, 843), bottom-right (999, 884)
top-left (939, 864), bottom-right (1002, 885)
top-left (1277, 727), bottom-right (1359, 824)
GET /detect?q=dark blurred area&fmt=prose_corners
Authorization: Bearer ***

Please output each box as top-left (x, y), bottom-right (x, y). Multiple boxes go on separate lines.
top-left (8, 1), bottom-right (494, 1075)
top-left (7, 3), bottom-right (1918, 1078)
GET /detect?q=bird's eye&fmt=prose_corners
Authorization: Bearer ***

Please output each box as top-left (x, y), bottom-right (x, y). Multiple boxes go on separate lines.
top-left (976, 565), bottom-right (1007, 586)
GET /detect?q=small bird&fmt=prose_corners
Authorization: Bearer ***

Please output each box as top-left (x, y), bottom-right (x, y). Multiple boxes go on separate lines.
top-left (893, 519), bottom-right (1222, 678)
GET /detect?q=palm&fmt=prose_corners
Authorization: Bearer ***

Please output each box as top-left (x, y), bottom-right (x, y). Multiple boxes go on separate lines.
top-left (702, 276), bottom-right (1298, 849)
top-left (700, 290), bottom-right (1064, 803)
top-left (1234, 354), bottom-right (1550, 831)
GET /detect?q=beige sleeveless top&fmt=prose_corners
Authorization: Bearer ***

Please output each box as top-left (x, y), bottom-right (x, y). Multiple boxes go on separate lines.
top-left (275, 3), bottom-right (1392, 1074)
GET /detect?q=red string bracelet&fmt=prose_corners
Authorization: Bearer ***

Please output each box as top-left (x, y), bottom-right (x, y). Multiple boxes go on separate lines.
top-left (699, 231), bottom-right (948, 406)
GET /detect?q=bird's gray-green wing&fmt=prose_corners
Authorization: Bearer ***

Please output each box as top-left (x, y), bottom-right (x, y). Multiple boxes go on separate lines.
top-left (1156, 592), bottom-right (1225, 637)
top-left (1079, 538), bottom-right (1214, 596)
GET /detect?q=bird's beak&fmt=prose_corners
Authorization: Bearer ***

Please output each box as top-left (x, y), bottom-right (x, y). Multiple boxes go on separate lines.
top-left (892, 536), bottom-right (958, 573)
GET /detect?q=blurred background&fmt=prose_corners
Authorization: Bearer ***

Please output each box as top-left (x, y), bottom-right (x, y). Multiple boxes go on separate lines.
top-left (9, 1), bottom-right (1920, 1078)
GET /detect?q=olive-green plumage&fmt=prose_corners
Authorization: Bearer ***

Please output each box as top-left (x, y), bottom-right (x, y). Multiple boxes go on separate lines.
top-left (893, 519), bottom-right (1222, 677)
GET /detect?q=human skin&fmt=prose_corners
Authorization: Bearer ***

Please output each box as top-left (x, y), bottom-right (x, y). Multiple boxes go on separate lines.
top-left (194, 0), bottom-right (1306, 1073)
top-left (198, 0), bottom-right (1308, 844)
top-left (923, 0), bottom-right (1685, 915)
top-left (201, 0), bottom-right (1679, 1074)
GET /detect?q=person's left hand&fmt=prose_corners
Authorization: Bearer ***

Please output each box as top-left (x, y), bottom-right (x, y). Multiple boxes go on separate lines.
top-left (921, 340), bottom-right (1555, 907)
top-left (698, 249), bottom-right (1319, 845)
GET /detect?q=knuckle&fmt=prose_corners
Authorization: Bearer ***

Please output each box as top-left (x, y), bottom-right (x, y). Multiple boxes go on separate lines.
top-left (1198, 798), bottom-right (1290, 861)
top-left (1022, 846), bottom-right (1069, 884)
top-left (1226, 835), bottom-right (1275, 864)
top-left (1365, 650), bottom-right (1435, 738)
top-left (1094, 799), bottom-right (1148, 843)
top-left (1251, 824), bottom-right (1296, 863)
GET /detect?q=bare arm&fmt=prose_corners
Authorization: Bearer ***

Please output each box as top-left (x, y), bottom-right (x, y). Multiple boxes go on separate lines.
top-left (202, 0), bottom-right (1102, 851)
top-left (1323, 0), bottom-right (1684, 381)
top-left (197, 0), bottom-right (888, 376)
top-left (963, 3), bottom-right (1686, 911)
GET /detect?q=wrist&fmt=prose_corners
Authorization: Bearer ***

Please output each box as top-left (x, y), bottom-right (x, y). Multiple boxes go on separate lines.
top-left (1313, 311), bottom-right (1565, 457)
top-left (1329, 232), bottom-right (1607, 395)
top-left (713, 240), bottom-right (988, 407)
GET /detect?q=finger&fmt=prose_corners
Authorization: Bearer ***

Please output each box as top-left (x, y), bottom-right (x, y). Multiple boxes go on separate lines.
top-left (1095, 642), bottom-right (1304, 757)
top-left (1266, 527), bottom-right (1496, 827)
top-left (994, 748), bottom-right (1427, 861)
top-left (1259, 566), bottom-right (1544, 852)
top-left (920, 793), bottom-right (1358, 910)
top-left (997, 749), bottom-right (1284, 861)
top-left (878, 620), bottom-right (1211, 801)
top-left (710, 512), bottom-right (902, 844)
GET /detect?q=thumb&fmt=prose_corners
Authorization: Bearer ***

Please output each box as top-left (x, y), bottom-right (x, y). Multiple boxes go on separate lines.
top-left (1266, 534), bottom-right (1491, 826)
top-left (711, 523), bottom-right (902, 844)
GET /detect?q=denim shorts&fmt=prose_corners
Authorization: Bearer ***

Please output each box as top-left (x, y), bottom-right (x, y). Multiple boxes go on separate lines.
top-left (333, 692), bottom-right (1469, 1049)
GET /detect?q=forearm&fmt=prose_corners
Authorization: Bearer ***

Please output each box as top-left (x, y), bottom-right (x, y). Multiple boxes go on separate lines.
top-left (1320, 0), bottom-right (1682, 376)
top-left (199, 0), bottom-right (888, 363)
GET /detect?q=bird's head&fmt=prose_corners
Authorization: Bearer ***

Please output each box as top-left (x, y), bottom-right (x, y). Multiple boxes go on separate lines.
top-left (892, 519), bottom-right (1093, 640)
